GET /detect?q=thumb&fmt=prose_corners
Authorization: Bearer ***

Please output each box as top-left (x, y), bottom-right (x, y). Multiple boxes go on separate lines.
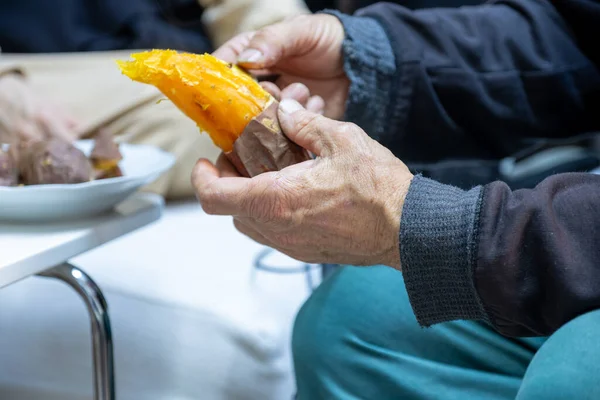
top-left (191, 159), bottom-right (220, 197)
top-left (237, 18), bottom-right (307, 69)
top-left (278, 99), bottom-right (337, 157)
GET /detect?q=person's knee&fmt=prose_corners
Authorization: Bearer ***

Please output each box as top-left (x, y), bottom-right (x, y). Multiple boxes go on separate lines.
top-left (517, 309), bottom-right (600, 400)
top-left (292, 268), bottom-right (347, 373)
top-left (292, 266), bottom-right (412, 388)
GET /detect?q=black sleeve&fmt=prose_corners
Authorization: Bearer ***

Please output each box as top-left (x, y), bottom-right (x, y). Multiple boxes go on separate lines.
top-left (400, 172), bottom-right (600, 337)
top-left (354, 0), bottom-right (600, 162)
top-left (476, 173), bottom-right (600, 336)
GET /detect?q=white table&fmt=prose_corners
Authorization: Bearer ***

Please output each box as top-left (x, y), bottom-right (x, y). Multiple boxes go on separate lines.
top-left (0, 192), bottom-right (164, 400)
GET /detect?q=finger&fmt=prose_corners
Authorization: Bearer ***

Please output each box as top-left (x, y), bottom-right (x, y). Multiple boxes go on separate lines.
top-left (306, 95), bottom-right (325, 115)
top-left (213, 31), bottom-right (255, 63)
top-left (250, 69), bottom-right (279, 78)
top-left (233, 217), bottom-right (276, 248)
top-left (215, 153), bottom-right (241, 178)
top-left (280, 83), bottom-right (310, 106)
top-left (259, 82), bottom-right (282, 101)
top-left (192, 158), bottom-right (252, 216)
top-left (15, 119), bottom-right (44, 142)
top-left (277, 99), bottom-right (338, 157)
top-left (56, 107), bottom-right (80, 130)
top-left (37, 109), bottom-right (76, 142)
top-left (237, 17), bottom-right (309, 69)
top-left (47, 102), bottom-right (79, 130)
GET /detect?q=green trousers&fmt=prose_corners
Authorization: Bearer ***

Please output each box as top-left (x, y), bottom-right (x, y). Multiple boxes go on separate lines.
top-left (293, 266), bottom-right (600, 399)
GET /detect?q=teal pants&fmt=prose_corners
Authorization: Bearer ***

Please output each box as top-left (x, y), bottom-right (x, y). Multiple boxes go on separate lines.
top-left (293, 266), bottom-right (600, 399)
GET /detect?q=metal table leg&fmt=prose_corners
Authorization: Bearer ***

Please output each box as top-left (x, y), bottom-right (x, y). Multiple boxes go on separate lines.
top-left (39, 263), bottom-right (115, 400)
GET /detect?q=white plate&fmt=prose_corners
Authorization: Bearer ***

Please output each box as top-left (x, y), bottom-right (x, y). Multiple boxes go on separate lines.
top-left (0, 140), bottom-right (175, 222)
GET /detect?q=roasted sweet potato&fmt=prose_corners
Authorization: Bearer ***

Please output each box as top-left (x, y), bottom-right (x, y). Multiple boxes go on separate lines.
top-left (90, 129), bottom-right (123, 179)
top-left (19, 139), bottom-right (93, 185)
top-left (118, 50), bottom-right (310, 177)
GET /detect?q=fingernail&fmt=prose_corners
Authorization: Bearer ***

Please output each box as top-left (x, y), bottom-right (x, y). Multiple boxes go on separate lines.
top-left (238, 49), bottom-right (264, 63)
top-left (280, 99), bottom-right (304, 115)
top-left (288, 83), bottom-right (307, 98)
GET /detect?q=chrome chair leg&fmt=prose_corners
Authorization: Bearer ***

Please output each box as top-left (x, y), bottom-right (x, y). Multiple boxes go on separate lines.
top-left (39, 263), bottom-right (115, 400)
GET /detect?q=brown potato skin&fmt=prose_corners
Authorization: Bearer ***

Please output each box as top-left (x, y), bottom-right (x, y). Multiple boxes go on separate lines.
top-left (91, 128), bottom-right (123, 161)
top-left (225, 101), bottom-right (311, 177)
top-left (19, 139), bottom-right (93, 185)
top-left (90, 129), bottom-right (124, 180)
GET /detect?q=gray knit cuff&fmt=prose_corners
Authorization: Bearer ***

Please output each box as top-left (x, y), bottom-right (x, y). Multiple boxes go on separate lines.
top-left (400, 176), bottom-right (488, 327)
top-left (322, 10), bottom-right (396, 140)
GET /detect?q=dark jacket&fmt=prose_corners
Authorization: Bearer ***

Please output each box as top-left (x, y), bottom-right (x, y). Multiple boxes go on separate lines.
top-left (330, 0), bottom-right (600, 337)
top-left (0, 0), bottom-right (211, 53)
top-left (306, 0), bottom-right (483, 13)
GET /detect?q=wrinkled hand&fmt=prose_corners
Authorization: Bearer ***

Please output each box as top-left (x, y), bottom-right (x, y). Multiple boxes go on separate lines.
top-left (192, 99), bottom-right (413, 269)
top-left (213, 14), bottom-right (349, 120)
top-left (0, 73), bottom-right (79, 143)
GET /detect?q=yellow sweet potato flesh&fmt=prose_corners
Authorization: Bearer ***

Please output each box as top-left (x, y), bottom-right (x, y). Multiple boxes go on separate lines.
top-left (117, 50), bottom-right (271, 152)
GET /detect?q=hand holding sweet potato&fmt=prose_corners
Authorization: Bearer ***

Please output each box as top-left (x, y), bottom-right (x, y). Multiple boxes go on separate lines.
top-left (213, 14), bottom-right (348, 120)
top-left (193, 100), bottom-right (413, 269)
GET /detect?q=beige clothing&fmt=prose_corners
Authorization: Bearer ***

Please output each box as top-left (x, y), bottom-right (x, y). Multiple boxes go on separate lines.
top-left (0, 51), bottom-right (221, 199)
top-left (199, 0), bottom-right (310, 46)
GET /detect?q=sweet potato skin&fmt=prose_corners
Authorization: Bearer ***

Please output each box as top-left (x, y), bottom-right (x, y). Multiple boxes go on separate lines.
top-left (225, 101), bottom-right (311, 177)
top-left (18, 139), bottom-right (93, 185)
top-left (90, 129), bottom-right (123, 179)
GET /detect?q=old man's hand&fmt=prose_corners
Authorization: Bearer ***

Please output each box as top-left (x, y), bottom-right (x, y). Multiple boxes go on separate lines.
top-left (213, 14), bottom-right (348, 120)
top-left (192, 99), bottom-right (414, 269)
